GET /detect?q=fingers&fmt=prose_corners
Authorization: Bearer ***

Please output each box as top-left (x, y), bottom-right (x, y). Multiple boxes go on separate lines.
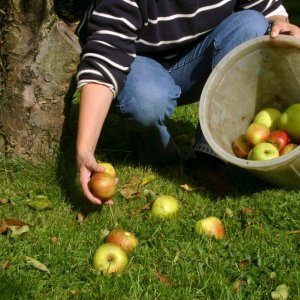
top-left (270, 22), bottom-right (300, 38)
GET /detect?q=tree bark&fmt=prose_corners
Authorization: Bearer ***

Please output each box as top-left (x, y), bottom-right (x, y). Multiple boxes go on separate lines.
top-left (0, 0), bottom-right (80, 159)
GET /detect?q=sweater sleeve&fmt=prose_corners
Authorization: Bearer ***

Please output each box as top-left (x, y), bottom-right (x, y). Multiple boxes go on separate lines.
top-left (76, 0), bottom-right (143, 97)
top-left (235, 0), bottom-right (288, 19)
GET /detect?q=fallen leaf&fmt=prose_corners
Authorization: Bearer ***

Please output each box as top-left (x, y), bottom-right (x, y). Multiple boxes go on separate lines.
top-left (0, 261), bottom-right (10, 269)
top-left (119, 186), bottom-right (141, 200)
top-left (134, 202), bottom-right (153, 214)
top-left (0, 198), bottom-right (8, 204)
top-left (25, 256), bottom-right (50, 274)
top-left (286, 230), bottom-right (300, 235)
top-left (241, 207), bottom-right (254, 214)
top-left (179, 183), bottom-right (200, 191)
top-left (76, 212), bottom-right (85, 223)
top-left (141, 174), bottom-right (156, 186)
top-left (154, 271), bottom-right (173, 285)
top-left (27, 195), bottom-right (52, 210)
top-left (50, 236), bottom-right (59, 244)
top-left (238, 259), bottom-right (250, 269)
top-left (8, 225), bottom-right (30, 238)
top-left (271, 284), bottom-right (289, 300)
top-left (0, 218), bottom-right (28, 234)
top-left (232, 280), bottom-right (247, 294)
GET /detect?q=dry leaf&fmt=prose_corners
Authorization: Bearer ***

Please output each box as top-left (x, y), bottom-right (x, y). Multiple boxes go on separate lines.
top-left (271, 284), bottom-right (289, 300)
top-left (27, 195), bottom-right (52, 210)
top-left (141, 174), bottom-right (156, 186)
top-left (76, 212), bottom-right (85, 223)
top-left (119, 186), bottom-right (141, 200)
top-left (50, 236), bottom-right (59, 244)
top-left (8, 225), bottom-right (30, 238)
top-left (25, 256), bottom-right (50, 274)
top-left (0, 198), bottom-right (8, 204)
top-left (0, 260), bottom-right (10, 269)
top-left (131, 201), bottom-right (154, 215)
top-left (232, 280), bottom-right (247, 293)
top-left (0, 218), bottom-right (28, 234)
top-left (238, 259), bottom-right (250, 269)
top-left (286, 230), bottom-right (300, 235)
top-left (241, 207), bottom-right (254, 214)
top-left (180, 183), bottom-right (200, 191)
top-left (154, 271), bottom-right (173, 285)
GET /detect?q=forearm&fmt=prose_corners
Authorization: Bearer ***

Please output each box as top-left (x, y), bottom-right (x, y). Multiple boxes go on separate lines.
top-left (76, 83), bottom-right (114, 157)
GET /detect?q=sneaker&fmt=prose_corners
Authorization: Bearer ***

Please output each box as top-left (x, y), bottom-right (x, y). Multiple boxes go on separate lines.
top-left (183, 151), bottom-right (233, 199)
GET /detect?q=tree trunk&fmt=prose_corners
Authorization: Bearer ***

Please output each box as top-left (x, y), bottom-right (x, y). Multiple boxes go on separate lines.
top-left (0, 0), bottom-right (80, 159)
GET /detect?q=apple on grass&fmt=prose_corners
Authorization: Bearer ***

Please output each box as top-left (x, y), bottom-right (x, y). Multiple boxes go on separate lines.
top-left (278, 103), bottom-right (300, 143)
top-left (232, 134), bottom-right (252, 158)
top-left (105, 229), bottom-right (138, 253)
top-left (267, 130), bottom-right (290, 151)
top-left (151, 195), bottom-right (179, 219)
top-left (194, 216), bottom-right (225, 239)
top-left (247, 142), bottom-right (279, 161)
top-left (280, 143), bottom-right (298, 156)
top-left (88, 172), bottom-right (116, 201)
top-left (93, 243), bottom-right (128, 275)
top-left (245, 123), bottom-right (270, 146)
top-left (253, 107), bottom-right (281, 131)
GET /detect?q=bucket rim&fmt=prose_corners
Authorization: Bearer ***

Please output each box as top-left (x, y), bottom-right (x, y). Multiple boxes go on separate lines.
top-left (199, 35), bottom-right (300, 170)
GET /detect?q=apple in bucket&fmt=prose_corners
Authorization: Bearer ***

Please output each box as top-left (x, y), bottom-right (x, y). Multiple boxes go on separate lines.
top-left (247, 142), bottom-right (279, 161)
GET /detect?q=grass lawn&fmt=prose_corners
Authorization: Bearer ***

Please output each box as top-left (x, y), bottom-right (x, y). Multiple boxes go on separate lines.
top-left (0, 96), bottom-right (299, 300)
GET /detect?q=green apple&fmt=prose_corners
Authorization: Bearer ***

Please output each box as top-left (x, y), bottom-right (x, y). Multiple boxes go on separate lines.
top-left (194, 216), bottom-right (225, 239)
top-left (232, 134), bottom-right (252, 159)
top-left (151, 195), bottom-right (179, 219)
top-left (247, 142), bottom-right (279, 161)
top-left (253, 107), bottom-right (281, 131)
top-left (278, 103), bottom-right (300, 143)
top-left (97, 161), bottom-right (117, 178)
top-left (105, 229), bottom-right (138, 253)
top-left (93, 243), bottom-right (128, 275)
top-left (245, 123), bottom-right (270, 146)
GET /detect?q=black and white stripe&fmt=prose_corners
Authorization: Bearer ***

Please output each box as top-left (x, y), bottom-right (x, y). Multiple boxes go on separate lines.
top-left (76, 0), bottom-right (287, 96)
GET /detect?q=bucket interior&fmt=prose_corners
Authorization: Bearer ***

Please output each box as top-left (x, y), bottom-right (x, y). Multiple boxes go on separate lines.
top-left (200, 35), bottom-right (300, 168)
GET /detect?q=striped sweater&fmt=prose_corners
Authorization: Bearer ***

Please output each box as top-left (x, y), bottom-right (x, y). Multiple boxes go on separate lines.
top-left (76, 0), bottom-right (287, 97)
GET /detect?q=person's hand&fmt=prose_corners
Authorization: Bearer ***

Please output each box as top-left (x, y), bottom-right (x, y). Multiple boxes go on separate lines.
top-left (77, 151), bottom-right (114, 205)
top-left (270, 20), bottom-right (300, 38)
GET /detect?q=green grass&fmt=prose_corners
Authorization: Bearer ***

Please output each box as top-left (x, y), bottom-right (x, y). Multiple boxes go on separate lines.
top-left (0, 100), bottom-right (299, 300)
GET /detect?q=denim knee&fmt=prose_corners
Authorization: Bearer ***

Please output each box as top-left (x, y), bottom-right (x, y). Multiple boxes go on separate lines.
top-left (117, 56), bottom-right (181, 130)
top-left (233, 10), bottom-right (269, 38)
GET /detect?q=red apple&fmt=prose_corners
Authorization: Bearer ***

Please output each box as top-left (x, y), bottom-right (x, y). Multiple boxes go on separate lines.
top-left (194, 216), bottom-right (225, 239)
top-left (93, 243), bottom-right (128, 275)
top-left (105, 229), bottom-right (138, 253)
top-left (88, 172), bottom-right (116, 200)
top-left (232, 134), bottom-right (252, 158)
top-left (267, 130), bottom-right (290, 151)
top-left (245, 123), bottom-right (270, 146)
top-left (280, 143), bottom-right (298, 156)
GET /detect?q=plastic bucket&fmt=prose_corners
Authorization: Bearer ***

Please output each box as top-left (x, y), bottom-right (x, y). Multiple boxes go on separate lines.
top-left (199, 35), bottom-right (300, 189)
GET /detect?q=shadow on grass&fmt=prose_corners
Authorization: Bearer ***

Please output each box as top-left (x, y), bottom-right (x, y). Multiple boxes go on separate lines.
top-left (56, 88), bottom-right (274, 214)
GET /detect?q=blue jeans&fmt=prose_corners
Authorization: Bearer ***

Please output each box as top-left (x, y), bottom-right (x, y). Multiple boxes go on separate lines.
top-left (115, 10), bottom-right (269, 163)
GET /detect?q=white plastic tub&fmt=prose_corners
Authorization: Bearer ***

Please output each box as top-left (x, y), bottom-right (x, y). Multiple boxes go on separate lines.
top-left (199, 35), bottom-right (300, 188)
